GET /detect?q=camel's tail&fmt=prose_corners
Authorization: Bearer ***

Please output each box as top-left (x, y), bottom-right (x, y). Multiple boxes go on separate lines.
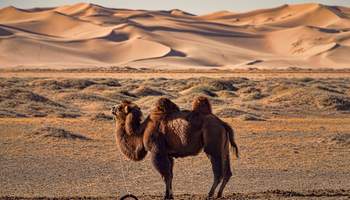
top-left (222, 121), bottom-right (239, 159)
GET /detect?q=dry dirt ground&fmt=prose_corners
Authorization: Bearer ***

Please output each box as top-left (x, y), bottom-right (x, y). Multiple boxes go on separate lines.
top-left (0, 71), bottom-right (350, 199)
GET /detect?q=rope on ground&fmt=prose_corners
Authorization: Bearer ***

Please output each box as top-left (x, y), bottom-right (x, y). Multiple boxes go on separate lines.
top-left (119, 157), bottom-right (131, 195)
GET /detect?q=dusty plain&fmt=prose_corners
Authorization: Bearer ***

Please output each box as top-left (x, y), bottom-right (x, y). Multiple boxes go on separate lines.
top-left (0, 70), bottom-right (350, 199)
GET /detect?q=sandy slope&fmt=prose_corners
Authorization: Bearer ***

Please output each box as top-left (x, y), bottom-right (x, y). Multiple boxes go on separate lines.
top-left (0, 3), bottom-right (350, 69)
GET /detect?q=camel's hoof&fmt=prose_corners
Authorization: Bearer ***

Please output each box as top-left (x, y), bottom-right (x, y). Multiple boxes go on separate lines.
top-left (164, 195), bottom-right (174, 200)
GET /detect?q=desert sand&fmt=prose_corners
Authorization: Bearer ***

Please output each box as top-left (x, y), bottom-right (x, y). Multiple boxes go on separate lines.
top-left (0, 3), bottom-right (350, 69)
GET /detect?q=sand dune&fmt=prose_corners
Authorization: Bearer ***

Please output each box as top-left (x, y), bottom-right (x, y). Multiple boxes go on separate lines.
top-left (0, 3), bottom-right (350, 69)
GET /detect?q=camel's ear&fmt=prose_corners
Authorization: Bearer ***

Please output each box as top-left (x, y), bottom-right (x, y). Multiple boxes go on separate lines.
top-left (124, 105), bottom-right (130, 114)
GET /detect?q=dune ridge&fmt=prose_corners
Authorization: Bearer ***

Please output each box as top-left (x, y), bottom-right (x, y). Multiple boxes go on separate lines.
top-left (0, 3), bottom-right (350, 69)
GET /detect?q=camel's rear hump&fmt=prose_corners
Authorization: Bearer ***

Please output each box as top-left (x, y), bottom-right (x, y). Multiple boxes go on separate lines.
top-left (192, 96), bottom-right (212, 114)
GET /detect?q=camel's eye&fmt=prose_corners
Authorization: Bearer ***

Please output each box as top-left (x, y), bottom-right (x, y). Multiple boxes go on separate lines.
top-left (111, 105), bottom-right (118, 115)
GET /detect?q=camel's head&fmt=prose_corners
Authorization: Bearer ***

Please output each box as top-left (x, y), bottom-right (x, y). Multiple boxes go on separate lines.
top-left (111, 100), bottom-right (142, 121)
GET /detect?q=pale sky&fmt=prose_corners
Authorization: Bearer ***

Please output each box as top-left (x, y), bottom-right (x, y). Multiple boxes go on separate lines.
top-left (0, 0), bottom-right (349, 15)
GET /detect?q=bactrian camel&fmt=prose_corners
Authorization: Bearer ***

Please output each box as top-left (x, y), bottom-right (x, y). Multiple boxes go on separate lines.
top-left (111, 96), bottom-right (239, 199)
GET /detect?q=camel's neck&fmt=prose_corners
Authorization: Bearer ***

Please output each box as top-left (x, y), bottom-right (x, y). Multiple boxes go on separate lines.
top-left (114, 115), bottom-right (147, 161)
top-left (115, 120), bottom-right (142, 138)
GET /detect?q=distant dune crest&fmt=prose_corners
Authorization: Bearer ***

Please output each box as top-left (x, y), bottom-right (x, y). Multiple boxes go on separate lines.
top-left (0, 3), bottom-right (349, 69)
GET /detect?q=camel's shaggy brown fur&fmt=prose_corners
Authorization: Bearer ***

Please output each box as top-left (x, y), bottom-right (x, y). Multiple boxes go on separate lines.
top-left (153, 97), bottom-right (180, 114)
top-left (112, 97), bottom-right (238, 199)
top-left (148, 97), bottom-right (180, 122)
top-left (112, 101), bottom-right (147, 161)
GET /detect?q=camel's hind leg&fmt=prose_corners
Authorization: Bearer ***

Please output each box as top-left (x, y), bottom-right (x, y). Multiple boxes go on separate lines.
top-left (217, 154), bottom-right (232, 198)
top-left (204, 137), bottom-right (225, 197)
top-left (205, 153), bottom-right (223, 198)
top-left (203, 122), bottom-right (228, 198)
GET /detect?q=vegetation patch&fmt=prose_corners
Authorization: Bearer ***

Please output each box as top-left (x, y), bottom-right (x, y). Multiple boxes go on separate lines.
top-left (132, 86), bottom-right (164, 97)
top-left (34, 126), bottom-right (91, 141)
top-left (0, 89), bottom-right (69, 117)
top-left (329, 133), bottom-right (350, 145)
top-left (90, 112), bottom-right (114, 121)
top-left (30, 79), bottom-right (97, 90)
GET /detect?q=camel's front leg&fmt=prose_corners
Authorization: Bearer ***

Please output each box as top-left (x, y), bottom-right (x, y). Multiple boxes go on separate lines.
top-left (148, 134), bottom-right (174, 199)
top-left (151, 151), bottom-right (174, 199)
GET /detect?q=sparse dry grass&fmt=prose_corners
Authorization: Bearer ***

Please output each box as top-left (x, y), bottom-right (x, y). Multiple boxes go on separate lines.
top-left (33, 126), bottom-right (91, 140)
top-left (2, 76), bottom-right (350, 119)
